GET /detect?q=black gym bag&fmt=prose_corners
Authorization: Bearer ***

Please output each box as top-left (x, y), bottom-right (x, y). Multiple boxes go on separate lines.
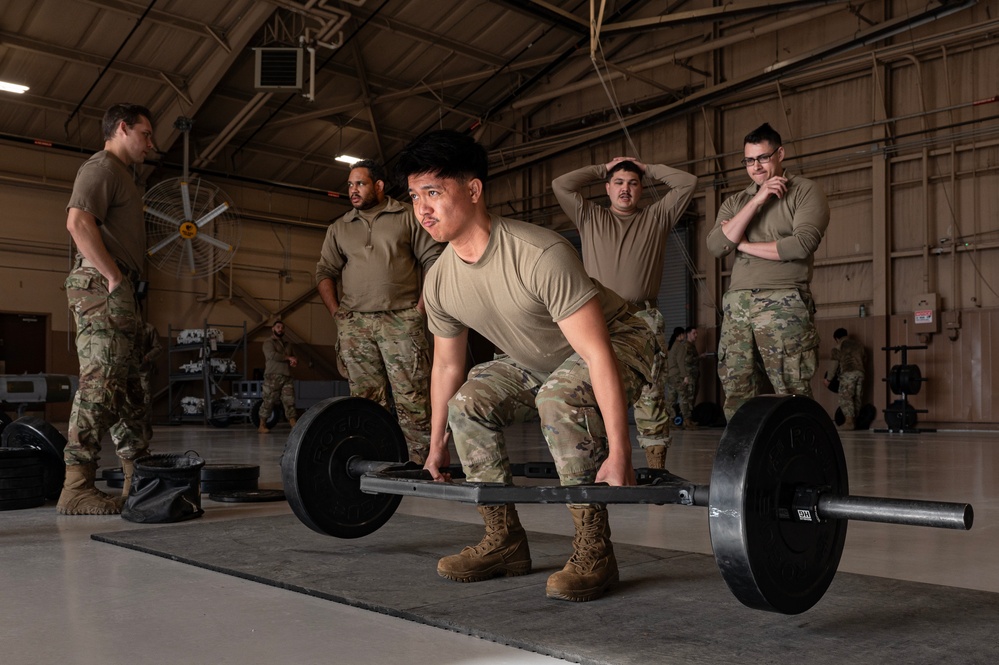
top-left (121, 453), bottom-right (205, 523)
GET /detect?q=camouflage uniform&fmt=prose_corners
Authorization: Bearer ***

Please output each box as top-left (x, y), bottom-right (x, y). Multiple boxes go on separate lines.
top-left (64, 264), bottom-right (148, 464)
top-left (717, 289), bottom-right (819, 419)
top-left (335, 307), bottom-right (431, 463)
top-left (448, 316), bottom-right (654, 485)
top-left (551, 163), bottom-right (697, 454)
top-left (137, 322), bottom-right (161, 440)
top-left (830, 337), bottom-right (865, 419)
top-left (631, 306), bottom-right (671, 450)
top-left (672, 338), bottom-right (700, 424)
top-left (259, 334), bottom-right (298, 423)
top-left (706, 171), bottom-right (829, 421)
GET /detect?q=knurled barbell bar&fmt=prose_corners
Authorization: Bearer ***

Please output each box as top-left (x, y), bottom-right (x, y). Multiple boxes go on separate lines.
top-left (280, 394), bottom-right (973, 615)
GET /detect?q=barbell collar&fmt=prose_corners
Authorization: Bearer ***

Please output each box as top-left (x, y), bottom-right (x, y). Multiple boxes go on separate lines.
top-left (817, 494), bottom-right (973, 530)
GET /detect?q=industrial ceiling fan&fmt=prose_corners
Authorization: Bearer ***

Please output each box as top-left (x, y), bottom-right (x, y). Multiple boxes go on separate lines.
top-left (144, 117), bottom-right (241, 278)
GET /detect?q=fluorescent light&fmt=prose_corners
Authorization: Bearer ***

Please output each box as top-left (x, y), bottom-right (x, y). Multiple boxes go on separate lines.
top-left (0, 81), bottom-right (29, 94)
top-left (335, 154), bottom-right (360, 165)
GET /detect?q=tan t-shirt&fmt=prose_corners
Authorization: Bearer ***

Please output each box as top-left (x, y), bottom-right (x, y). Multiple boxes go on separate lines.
top-left (315, 196), bottom-right (444, 312)
top-left (705, 172), bottom-right (829, 292)
top-left (424, 215), bottom-right (631, 374)
top-left (66, 150), bottom-right (146, 274)
top-left (552, 164), bottom-right (697, 303)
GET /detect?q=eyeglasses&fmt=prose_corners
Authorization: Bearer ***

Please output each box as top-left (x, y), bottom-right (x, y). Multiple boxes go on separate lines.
top-left (740, 148), bottom-right (779, 167)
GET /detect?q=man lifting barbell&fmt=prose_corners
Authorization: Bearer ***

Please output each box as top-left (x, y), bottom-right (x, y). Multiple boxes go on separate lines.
top-left (394, 129), bottom-right (656, 602)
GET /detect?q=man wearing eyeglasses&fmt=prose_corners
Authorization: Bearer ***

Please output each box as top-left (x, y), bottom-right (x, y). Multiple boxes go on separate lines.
top-left (706, 123), bottom-right (830, 421)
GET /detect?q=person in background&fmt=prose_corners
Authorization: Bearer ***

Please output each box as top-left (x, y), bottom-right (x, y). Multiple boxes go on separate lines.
top-left (316, 160), bottom-right (444, 463)
top-left (552, 157), bottom-right (696, 469)
top-left (824, 327), bottom-right (866, 430)
top-left (706, 122), bottom-right (830, 421)
top-left (258, 320), bottom-right (298, 432)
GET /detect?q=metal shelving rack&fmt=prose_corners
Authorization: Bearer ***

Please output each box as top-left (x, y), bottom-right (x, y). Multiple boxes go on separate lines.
top-left (166, 321), bottom-right (247, 424)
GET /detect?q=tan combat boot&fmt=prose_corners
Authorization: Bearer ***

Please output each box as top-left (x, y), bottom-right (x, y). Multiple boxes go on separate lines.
top-left (288, 417), bottom-right (297, 428)
top-left (57, 463), bottom-right (123, 515)
top-left (438, 503), bottom-right (532, 582)
top-left (644, 445), bottom-right (667, 470)
top-left (546, 504), bottom-right (618, 602)
top-left (258, 421), bottom-right (269, 434)
top-left (120, 453), bottom-right (150, 499)
top-left (839, 416), bottom-right (855, 431)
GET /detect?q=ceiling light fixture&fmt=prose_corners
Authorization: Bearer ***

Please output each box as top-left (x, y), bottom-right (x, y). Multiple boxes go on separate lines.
top-left (0, 81), bottom-right (29, 94)
top-left (335, 155), bottom-right (360, 165)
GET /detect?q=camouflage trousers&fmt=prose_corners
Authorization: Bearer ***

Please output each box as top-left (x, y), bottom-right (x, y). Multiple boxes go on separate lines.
top-left (259, 373), bottom-right (297, 422)
top-left (837, 370), bottom-right (864, 419)
top-left (717, 288), bottom-right (819, 421)
top-left (632, 307), bottom-right (672, 450)
top-left (676, 375), bottom-right (698, 422)
top-left (336, 307), bottom-right (431, 463)
top-left (64, 268), bottom-right (148, 465)
top-left (447, 313), bottom-right (654, 487)
top-left (139, 370), bottom-right (154, 440)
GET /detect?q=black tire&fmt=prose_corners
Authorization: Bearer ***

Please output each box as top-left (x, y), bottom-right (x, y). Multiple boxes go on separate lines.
top-left (250, 400), bottom-right (281, 429)
top-left (0, 410), bottom-right (12, 437)
top-left (0, 447), bottom-right (45, 509)
top-left (834, 407), bottom-right (846, 426)
top-left (1, 417), bottom-right (68, 499)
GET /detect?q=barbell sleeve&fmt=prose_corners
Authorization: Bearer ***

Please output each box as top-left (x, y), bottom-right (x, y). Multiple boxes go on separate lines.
top-left (817, 494), bottom-right (973, 530)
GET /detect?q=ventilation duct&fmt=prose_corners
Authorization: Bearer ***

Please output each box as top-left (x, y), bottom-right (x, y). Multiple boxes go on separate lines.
top-left (253, 47), bottom-right (304, 91)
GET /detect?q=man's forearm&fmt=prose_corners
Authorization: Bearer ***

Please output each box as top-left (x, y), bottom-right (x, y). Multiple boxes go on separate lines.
top-left (317, 278), bottom-right (339, 315)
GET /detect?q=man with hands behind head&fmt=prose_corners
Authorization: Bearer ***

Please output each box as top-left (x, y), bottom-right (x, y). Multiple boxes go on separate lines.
top-left (553, 156), bottom-right (696, 470)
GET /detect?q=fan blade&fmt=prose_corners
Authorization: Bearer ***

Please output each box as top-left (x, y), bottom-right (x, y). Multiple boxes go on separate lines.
top-left (184, 238), bottom-right (197, 275)
top-left (194, 202), bottom-right (230, 228)
top-left (180, 181), bottom-right (193, 221)
top-left (147, 231), bottom-right (182, 256)
top-left (144, 205), bottom-right (182, 226)
top-left (195, 233), bottom-right (233, 252)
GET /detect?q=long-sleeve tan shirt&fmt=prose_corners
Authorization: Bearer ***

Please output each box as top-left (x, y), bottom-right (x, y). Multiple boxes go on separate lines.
top-left (315, 197), bottom-right (444, 312)
top-left (552, 163), bottom-right (697, 304)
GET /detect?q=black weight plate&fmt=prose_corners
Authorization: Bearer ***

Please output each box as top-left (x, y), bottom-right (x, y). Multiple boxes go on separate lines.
top-left (102, 467), bottom-right (125, 489)
top-left (1, 416), bottom-right (67, 465)
top-left (0, 494), bottom-right (46, 511)
top-left (709, 395), bottom-right (848, 615)
top-left (251, 400), bottom-right (282, 429)
top-left (282, 396), bottom-right (407, 539)
top-left (209, 489), bottom-right (286, 503)
top-left (0, 410), bottom-right (12, 436)
top-left (201, 478), bottom-right (259, 493)
top-left (856, 404), bottom-right (876, 431)
top-left (0, 475), bottom-right (45, 490)
top-left (201, 464), bottom-right (260, 481)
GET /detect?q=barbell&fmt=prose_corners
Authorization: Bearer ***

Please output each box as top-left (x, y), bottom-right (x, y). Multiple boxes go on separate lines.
top-left (280, 394), bottom-right (973, 615)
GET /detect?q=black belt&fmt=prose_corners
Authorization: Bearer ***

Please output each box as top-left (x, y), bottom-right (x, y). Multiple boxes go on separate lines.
top-left (631, 299), bottom-right (657, 311)
top-left (75, 255), bottom-right (140, 283)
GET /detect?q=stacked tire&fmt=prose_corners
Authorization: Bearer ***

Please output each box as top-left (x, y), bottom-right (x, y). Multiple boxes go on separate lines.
top-left (1, 416), bottom-right (67, 501)
top-left (0, 447), bottom-right (46, 511)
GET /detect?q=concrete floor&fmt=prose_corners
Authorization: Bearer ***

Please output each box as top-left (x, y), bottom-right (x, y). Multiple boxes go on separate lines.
top-left (1, 415), bottom-right (995, 664)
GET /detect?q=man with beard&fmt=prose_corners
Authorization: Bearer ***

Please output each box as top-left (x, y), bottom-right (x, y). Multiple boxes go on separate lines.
top-left (257, 320), bottom-right (298, 432)
top-left (553, 157), bottom-right (696, 469)
top-left (316, 160), bottom-right (444, 463)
